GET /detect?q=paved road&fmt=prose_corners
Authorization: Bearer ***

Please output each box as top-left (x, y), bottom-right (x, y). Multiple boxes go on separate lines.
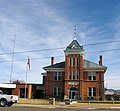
top-left (0, 106), bottom-right (91, 111)
top-left (0, 104), bottom-right (120, 111)
top-left (0, 107), bottom-right (107, 111)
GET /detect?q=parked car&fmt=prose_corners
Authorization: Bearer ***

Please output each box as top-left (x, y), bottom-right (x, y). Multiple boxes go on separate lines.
top-left (0, 90), bottom-right (18, 107)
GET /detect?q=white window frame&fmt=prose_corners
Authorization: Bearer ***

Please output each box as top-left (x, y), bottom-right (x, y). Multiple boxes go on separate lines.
top-left (69, 57), bottom-right (73, 67)
top-left (53, 72), bottom-right (62, 81)
top-left (76, 57), bottom-right (79, 67)
top-left (53, 87), bottom-right (61, 96)
top-left (69, 57), bottom-right (79, 67)
top-left (69, 70), bottom-right (79, 80)
top-left (88, 87), bottom-right (96, 97)
top-left (76, 70), bottom-right (79, 79)
top-left (88, 71), bottom-right (96, 81)
top-left (69, 71), bottom-right (73, 80)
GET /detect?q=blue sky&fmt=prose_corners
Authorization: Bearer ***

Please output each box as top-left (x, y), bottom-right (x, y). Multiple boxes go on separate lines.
top-left (0, 0), bottom-right (120, 89)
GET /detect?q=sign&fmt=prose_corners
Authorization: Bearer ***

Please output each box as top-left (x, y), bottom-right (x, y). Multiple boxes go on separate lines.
top-left (68, 82), bottom-right (79, 85)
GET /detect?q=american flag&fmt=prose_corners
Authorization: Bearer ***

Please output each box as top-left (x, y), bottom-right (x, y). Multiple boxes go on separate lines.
top-left (27, 57), bottom-right (30, 70)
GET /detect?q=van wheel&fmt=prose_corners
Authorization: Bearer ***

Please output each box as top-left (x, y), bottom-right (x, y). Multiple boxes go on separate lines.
top-left (7, 102), bottom-right (13, 107)
top-left (0, 99), bottom-right (7, 107)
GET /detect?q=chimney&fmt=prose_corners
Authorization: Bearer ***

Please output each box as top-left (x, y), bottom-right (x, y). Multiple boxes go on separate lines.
top-left (51, 57), bottom-right (54, 65)
top-left (99, 55), bottom-right (102, 65)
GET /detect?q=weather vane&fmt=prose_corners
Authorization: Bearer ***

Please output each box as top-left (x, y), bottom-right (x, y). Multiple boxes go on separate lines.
top-left (73, 26), bottom-right (77, 40)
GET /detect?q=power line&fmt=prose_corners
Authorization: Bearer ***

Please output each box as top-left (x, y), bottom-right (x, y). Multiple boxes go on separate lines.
top-left (86, 48), bottom-right (120, 54)
top-left (0, 56), bottom-right (64, 63)
top-left (0, 48), bottom-right (120, 63)
top-left (0, 47), bottom-right (65, 55)
top-left (83, 39), bottom-right (120, 46)
top-left (0, 39), bottom-right (120, 55)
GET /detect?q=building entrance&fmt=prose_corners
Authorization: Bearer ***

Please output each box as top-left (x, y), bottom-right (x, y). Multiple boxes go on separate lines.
top-left (69, 87), bottom-right (78, 100)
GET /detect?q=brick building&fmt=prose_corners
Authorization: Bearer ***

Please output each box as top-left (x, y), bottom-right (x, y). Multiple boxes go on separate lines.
top-left (0, 83), bottom-right (44, 99)
top-left (42, 39), bottom-right (107, 100)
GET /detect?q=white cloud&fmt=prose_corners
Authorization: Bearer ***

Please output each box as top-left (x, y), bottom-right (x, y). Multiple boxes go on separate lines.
top-left (0, 0), bottom-right (120, 90)
top-left (0, 0), bottom-right (73, 83)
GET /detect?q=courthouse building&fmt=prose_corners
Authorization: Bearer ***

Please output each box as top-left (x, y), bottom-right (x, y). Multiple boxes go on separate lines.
top-left (42, 39), bottom-right (107, 100)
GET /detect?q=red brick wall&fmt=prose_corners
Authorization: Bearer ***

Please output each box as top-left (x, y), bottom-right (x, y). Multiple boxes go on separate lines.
top-left (82, 71), bottom-right (104, 100)
top-left (44, 71), bottom-right (64, 97)
top-left (12, 84), bottom-right (32, 99)
top-left (44, 54), bottom-right (105, 100)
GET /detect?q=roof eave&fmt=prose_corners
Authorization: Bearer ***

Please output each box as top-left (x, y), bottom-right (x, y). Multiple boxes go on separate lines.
top-left (83, 67), bottom-right (107, 72)
top-left (43, 68), bottom-right (65, 71)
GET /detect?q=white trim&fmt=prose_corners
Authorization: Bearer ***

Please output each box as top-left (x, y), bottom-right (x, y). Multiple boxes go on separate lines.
top-left (64, 49), bottom-right (84, 55)
top-left (84, 69), bottom-right (105, 71)
top-left (0, 83), bottom-right (16, 88)
top-left (45, 69), bottom-right (65, 71)
top-left (41, 72), bottom-right (47, 76)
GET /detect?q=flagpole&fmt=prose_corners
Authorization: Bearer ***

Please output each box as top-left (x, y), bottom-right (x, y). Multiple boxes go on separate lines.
top-left (25, 63), bottom-right (28, 98)
top-left (25, 57), bottom-right (30, 98)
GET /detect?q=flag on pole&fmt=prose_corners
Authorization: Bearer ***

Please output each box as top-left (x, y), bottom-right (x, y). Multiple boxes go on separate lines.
top-left (27, 57), bottom-right (30, 70)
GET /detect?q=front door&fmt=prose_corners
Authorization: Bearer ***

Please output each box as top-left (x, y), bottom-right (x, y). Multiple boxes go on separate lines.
top-left (70, 90), bottom-right (77, 99)
top-left (69, 87), bottom-right (78, 100)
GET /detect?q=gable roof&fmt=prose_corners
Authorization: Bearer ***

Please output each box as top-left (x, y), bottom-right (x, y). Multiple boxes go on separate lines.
top-left (64, 40), bottom-right (84, 55)
top-left (65, 40), bottom-right (84, 52)
top-left (43, 60), bottom-right (107, 71)
top-left (67, 40), bottom-right (82, 49)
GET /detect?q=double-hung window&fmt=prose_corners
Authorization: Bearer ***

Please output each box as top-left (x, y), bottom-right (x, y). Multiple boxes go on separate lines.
top-left (88, 72), bottom-right (96, 81)
top-left (53, 87), bottom-right (61, 96)
top-left (54, 72), bottom-right (62, 80)
top-left (69, 70), bottom-right (79, 80)
top-left (88, 87), bottom-right (96, 97)
top-left (69, 57), bottom-right (79, 67)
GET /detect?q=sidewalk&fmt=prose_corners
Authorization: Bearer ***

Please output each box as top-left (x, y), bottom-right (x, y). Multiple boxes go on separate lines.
top-left (15, 103), bottom-right (120, 110)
